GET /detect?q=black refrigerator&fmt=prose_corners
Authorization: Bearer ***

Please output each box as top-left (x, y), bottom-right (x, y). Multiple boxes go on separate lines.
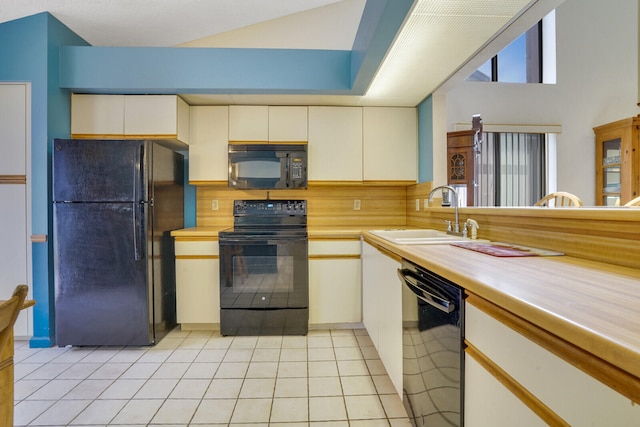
top-left (52, 139), bottom-right (184, 346)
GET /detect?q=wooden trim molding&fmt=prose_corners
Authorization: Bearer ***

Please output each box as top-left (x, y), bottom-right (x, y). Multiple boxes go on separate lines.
top-left (466, 292), bottom-right (640, 404)
top-left (308, 254), bottom-right (361, 260)
top-left (308, 180), bottom-right (415, 187)
top-left (71, 134), bottom-right (181, 140)
top-left (309, 236), bottom-right (361, 241)
top-left (465, 341), bottom-right (571, 427)
top-left (71, 133), bottom-right (125, 139)
top-left (174, 237), bottom-right (219, 242)
top-left (0, 175), bottom-right (26, 184)
top-left (189, 180), bottom-right (228, 187)
top-left (228, 141), bottom-right (308, 145)
top-left (175, 255), bottom-right (219, 260)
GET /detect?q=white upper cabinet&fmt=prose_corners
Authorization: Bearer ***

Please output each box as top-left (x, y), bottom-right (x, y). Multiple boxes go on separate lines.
top-left (228, 105), bottom-right (269, 142)
top-left (268, 106), bottom-right (308, 142)
top-left (0, 84), bottom-right (27, 175)
top-left (363, 107), bottom-right (417, 182)
top-left (308, 106), bottom-right (363, 182)
top-left (71, 94), bottom-right (125, 137)
top-left (71, 94), bottom-right (190, 144)
top-left (124, 95), bottom-right (190, 143)
top-left (189, 106), bottom-right (229, 182)
top-left (229, 105), bottom-right (307, 142)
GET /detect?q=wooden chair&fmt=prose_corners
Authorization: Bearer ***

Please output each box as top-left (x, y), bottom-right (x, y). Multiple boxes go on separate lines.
top-left (623, 195), bottom-right (640, 207)
top-left (535, 192), bottom-right (583, 207)
top-left (0, 285), bottom-right (33, 426)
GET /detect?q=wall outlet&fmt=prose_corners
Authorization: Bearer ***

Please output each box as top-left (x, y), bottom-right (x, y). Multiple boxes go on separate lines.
top-left (354, 199), bottom-right (361, 210)
top-left (211, 200), bottom-right (219, 211)
top-left (424, 199), bottom-right (429, 210)
top-left (415, 199), bottom-right (420, 211)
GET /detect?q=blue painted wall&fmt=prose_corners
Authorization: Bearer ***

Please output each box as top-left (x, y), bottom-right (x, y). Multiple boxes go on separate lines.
top-left (417, 96), bottom-right (434, 183)
top-left (0, 1), bottom-right (420, 346)
top-left (56, 0), bottom-right (413, 96)
top-left (0, 12), bottom-right (89, 347)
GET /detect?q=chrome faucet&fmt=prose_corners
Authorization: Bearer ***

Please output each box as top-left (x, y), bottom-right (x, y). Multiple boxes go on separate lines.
top-left (429, 185), bottom-right (461, 235)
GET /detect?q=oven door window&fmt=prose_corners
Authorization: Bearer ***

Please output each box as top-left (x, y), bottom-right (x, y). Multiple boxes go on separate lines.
top-left (220, 238), bottom-right (308, 309)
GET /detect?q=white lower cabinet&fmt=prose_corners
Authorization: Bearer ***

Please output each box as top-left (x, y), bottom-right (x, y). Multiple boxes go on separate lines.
top-left (308, 239), bottom-right (361, 325)
top-left (465, 299), bottom-right (640, 426)
top-left (465, 354), bottom-right (547, 427)
top-left (175, 239), bottom-right (219, 328)
top-left (362, 241), bottom-right (402, 397)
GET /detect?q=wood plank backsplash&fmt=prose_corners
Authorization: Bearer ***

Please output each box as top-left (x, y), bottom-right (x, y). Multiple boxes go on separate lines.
top-left (406, 182), bottom-right (640, 269)
top-left (195, 181), bottom-right (640, 269)
top-left (196, 184), bottom-right (408, 228)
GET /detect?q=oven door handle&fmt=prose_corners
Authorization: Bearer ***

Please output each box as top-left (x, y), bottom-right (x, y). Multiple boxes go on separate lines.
top-left (220, 236), bottom-right (307, 244)
top-left (397, 268), bottom-right (455, 314)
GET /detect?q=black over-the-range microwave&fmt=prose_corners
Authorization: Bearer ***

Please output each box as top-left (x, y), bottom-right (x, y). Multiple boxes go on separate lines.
top-left (228, 143), bottom-right (308, 190)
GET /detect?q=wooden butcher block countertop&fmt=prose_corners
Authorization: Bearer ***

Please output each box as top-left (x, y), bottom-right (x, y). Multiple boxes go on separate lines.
top-left (363, 231), bottom-right (640, 401)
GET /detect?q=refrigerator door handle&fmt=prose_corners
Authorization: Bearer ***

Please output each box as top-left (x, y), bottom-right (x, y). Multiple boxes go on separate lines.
top-left (132, 202), bottom-right (141, 260)
top-left (132, 144), bottom-right (145, 261)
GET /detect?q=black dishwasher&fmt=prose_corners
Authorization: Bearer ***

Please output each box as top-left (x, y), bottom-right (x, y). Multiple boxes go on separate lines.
top-left (398, 259), bottom-right (464, 427)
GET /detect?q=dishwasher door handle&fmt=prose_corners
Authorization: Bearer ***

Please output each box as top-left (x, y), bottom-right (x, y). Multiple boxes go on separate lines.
top-left (397, 268), bottom-right (456, 314)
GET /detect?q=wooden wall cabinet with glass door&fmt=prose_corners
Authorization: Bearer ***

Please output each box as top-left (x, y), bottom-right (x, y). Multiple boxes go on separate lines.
top-left (447, 130), bottom-right (476, 206)
top-left (593, 116), bottom-right (640, 206)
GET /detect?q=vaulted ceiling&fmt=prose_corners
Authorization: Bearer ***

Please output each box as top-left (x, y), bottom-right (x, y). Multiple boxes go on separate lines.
top-left (1, 0), bottom-right (561, 106)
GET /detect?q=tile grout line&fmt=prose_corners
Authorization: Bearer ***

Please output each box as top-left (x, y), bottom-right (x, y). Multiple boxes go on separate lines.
top-left (13, 328), bottom-right (410, 426)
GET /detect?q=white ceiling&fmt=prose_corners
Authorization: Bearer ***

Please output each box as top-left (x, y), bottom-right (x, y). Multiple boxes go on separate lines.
top-left (1, 0), bottom-right (557, 106)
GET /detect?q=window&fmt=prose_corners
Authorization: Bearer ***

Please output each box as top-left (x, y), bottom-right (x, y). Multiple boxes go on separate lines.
top-left (467, 21), bottom-right (543, 83)
top-left (477, 132), bottom-right (547, 206)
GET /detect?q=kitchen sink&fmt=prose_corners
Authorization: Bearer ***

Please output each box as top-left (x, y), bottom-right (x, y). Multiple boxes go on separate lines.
top-left (368, 228), bottom-right (475, 245)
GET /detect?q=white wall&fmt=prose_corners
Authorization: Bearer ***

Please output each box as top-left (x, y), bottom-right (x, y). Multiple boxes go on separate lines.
top-left (442, 0), bottom-right (638, 206)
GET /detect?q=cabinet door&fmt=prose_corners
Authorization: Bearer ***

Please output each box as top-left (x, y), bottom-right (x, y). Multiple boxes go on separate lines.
top-left (308, 106), bottom-right (363, 181)
top-left (309, 259), bottom-right (361, 324)
top-left (362, 241), bottom-right (402, 396)
top-left (229, 105), bottom-right (268, 142)
top-left (466, 301), bottom-right (640, 426)
top-left (175, 240), bottom-right (219, 326)
top-left (0, 185), bottom-right (30, 337)
top-left (594, 117), bottom-right (640, 206)
top-left (124, 95), bottom-right (190, 143)
top-left (363, 107), bottom-right (417, 181)
top-left (362, 242), bottom-right (380, 349)
top-left (269, 106), bottom-right (308, 142)
top-left (189, 106), bottom-right (229, 182)
top-left (465, 355), bottom-right (547, 427)
top-left (309, 239), bottom-right (361, 325)
top-left (71, 94), bottom-right (125, 137)
top-left (0, 83), bottom-right (31, 337)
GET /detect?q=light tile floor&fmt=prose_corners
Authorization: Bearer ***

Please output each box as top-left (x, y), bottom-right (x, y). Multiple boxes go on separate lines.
top-left (13, 328), bottom-right (412, 426)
